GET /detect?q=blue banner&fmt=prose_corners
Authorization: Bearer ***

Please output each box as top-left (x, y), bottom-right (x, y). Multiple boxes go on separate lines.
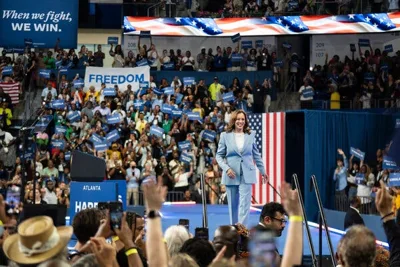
top-left (106, 129), bottom-right (120, 143)
top-left (178, 140), bottom-right (192, 151)
top-left (163, 63), bottom-right (175, 70)
top-left (302, 88), bottom-right (314, 98)
top-left (67, 111), bottom-right (81, 123)
top-left (150, 125), bottom-right (164, 138)
top-left (136, 59), bottom-right (148, 67)
top-left (137, 88), bottom-right (147, 96)
top-left (1, 66), bottom-right (13, 75)
top-left (161, 104), bottom-right (173, 114)
top-left (274, 60), bottom-right (283, 67)
top-left (389, 173), bottom-right (400, 187)
top-left (103, 88), bottom-right (116, 97)
top-left (187, 112), bottom-right (201, 121)
top-left (0, 0), bottom-right (79, 48)
top-left (39, 69), bottom-right (50, 79)
top-left (358, 39), bottom-right (370, 47)
top-left (255, 40), bottom-right (263, 48)
top-left (90, 133), bottom-right (105, 144)
top-left (203, 130), bottom-right (217, 142)
top-left (51, 139), bottom-right (65, 150)
top-left (383, 156), bottom-right (399, 170)
top-left (183, 77), bottom-right (195, 85)
top-left (50, 99), bottom-right (65, 110)
top-left (69, 181), bottom-right (117, 222)
top-left (73, 79), bottom-right (84, 89)
top-left (384, 44), bottom-right (393, 53)
top-left (231, 33), bottom-right (241, 43)
top-left (222, 91), bottom-right (235, 102)
top-left (140, 81), bottom-right (149, 88)
top-left (65, 151), bottom-right (71, 161)
top-left (59, 68), bottom-right (68, 74)
top-left (94, 141), bottom-right (108, 151)
top-left (172, 108), bottom-right (182, 118)
top-left (106, 114), bottom-right (121, 125)
top-left (180, 152), bottom-right (192, 164)
top-left (55, 125), bottom-right (67, 134)
top-left (140, 30), bottom-right (151, 38)
top-left (241, 40), bottom-right (253, 49)
top-left (350, 147), bottom-right (365, 161)
top-left (153, 88), bottom-right (163, 95)
top-left (108, 36), bottom-right (119, 45)
top-left (133, 99), bottom-right (144, 111)
top-left (164, 87), bottom-right (174, 95)
top-left (355, 173), bottom-right (364, 185)
top-left (231, 54), bottom-right (242, 62)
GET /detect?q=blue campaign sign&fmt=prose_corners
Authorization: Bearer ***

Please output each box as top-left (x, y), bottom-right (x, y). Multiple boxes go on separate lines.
top-left (222, 91), bottom-right (235, 102)
top-left (140, 81), bottom-right (149, 88)
top-left (231, 54), bottom-right (242, 62)
top-left (183, 77), bottom-right (195, 85)
top-left (350, 147), bottom-right (365, 161)
top-left (180, 152), bottom-right (192, 164)
top-left (274, 60), bottom-right (283, 67)
top-left (51, 139), bottom-right (65, 150)
top-left (136, 59), bottom-right (148, 67)
top-left (172, 108), bottom-right (183, 118)
top-left (355, 173), bottom-right (364, 185)
top-left (231, 33), bottom-right (241, 43)
top-left (150, 125), bottom-right (164, 138)
top-left (384, 44), bottom-right (393, 53)
top-left (241, 40), bottom-right (253, 49)
top-left (106, 129), bottom-right (120, 143)
top-left (176, 93), bottom-right (184, 104)
top-left (50, 99), bottom-right (65, 110)
top-left (0, 0), bottom-right (78, 48)
top-left (67, 111), bottom-right (81, 123)
top-left (65, 151), bottom-right (71, 161)
top-left (2, 66), bottom-right (13, 75)
top-left (137, 88), bottom-right (147, 96)
top-left (140, 30), bottom-right (151, 38)
top-left (282, 43), bottom-right (292, 49)
top-left (134, 99), bottom-right (144, 111)
top-left (55, 125), bottom-right (67, 134)
top-left (389, 173), bottom-right (400, 187)
top-left (73, 79), bottom-right (84, 89)
top-left (153, 88), bottom-right (163, 95)
top-left (203, 130), bottom-right (217, 142)
top-left (302, 88), bottom-right (314, 98)
top-left (383, 156), bottom-right (399, 170)
top-left (163, 63), bottom-right (175, 70)
top-left (187, 112), bottom-right (201, 121)
top-left (396, 119), bottom-right (400, 129)
top-left (358, 39), bottom-right (370, 47)
top-left (90, 133), bottom-right (105, 144)
top-left (164, 87), bottom-right (174, 95)
top-left (94, 141), bottom-right (108, 151)
top-left (106, 114), bottom-right (121, 125)
top-left (364, 73), bottom-right (375, 81)
top-left (161, 104), bottom-right (173, 115)
top-left (178, 140), bottom-right (192, 151)
top-left (255, 40), bottom-right (263, 48)
top-left (69, 182), bottom-right (118, 221)
top-left (103, 88), bottom-right (116, 97)
top-left (108, 36), bottom-right (119, 45)
top-left (39, 69), bottom-right (50, 79)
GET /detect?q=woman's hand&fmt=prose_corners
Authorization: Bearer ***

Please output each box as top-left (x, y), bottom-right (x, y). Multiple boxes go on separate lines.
top-left (90, 237), bottom-right (117, 267)
top-left (226, 168), bottom-right (236, 179)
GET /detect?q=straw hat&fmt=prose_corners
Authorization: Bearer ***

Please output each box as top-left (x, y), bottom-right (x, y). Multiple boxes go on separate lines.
top-left (3, 216), bottom-right (73, 265)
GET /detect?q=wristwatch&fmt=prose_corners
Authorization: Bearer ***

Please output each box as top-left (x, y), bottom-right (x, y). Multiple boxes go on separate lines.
top-left (147, 210), bottom-right (161, 219)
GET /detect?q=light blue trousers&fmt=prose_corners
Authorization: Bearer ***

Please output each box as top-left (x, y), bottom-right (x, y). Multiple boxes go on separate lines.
top-left (226, 180), bottom-right (252, 228)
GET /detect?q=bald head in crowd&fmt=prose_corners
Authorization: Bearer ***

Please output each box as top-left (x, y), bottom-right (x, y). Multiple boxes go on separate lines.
top-left (337, 225), bottom-right (376, 267)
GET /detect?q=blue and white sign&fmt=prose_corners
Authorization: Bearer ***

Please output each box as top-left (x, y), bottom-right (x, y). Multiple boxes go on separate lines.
top-left (241, 40), bottom-right (253, 49)
top-left (153, 88), bottom-right (163, 95)
top-left (84, 66), bottom-right (150, 92)
top-left (73, 79), bottom-right (84, 89)
top-left (203, 130), bottom-right (217, 142)
top-left (94, 141), bottom-right (108, 152)
top-left (178, 141), bottom-right (192, 151)
top-left (389, 172), bottom-right (400, 187)
top-left (231, 33), bottom-right (241, 43)
top-left (150, 125), bottom-right (164, 138)
top-left (67, 111), bottom-right (81, 123)
top-left (396, 119), bottom-right (400, 129)
top-left (164, 87), bottom-right (174, 95)
top-left (1, 66), bottom-right (13, 75)
top-left (65, 151), bottom-right (71, 161)
top-left (140, 81), bottom-right (149, 88)
top-left (140, 30), bottom-right (151, 38)
top-left (161, 104), bottom-right (173, 115)
top-left (50, 99), bottom-right (65, 110)
top-left (282, 43), bottom-right (292, 49)
top-left (176, 93), bottom-right (184, 105)
top-left (103, 88), bottom-right (116, 97)
top-left (136, 59), bottom-right (148, 67)
top-left (172, 108), bottom-right (183, 118)
top-left (350, 147), bottom-right (365, 161)
top-left (106, 129), bottom-right (120, 143)
top-left (39, 69), bottom-right (51, 79)
top-left (69, 181), bottom-right (117, 222)
top-left (108, 36), bottom-right (119, 45)
top-left (183, 77), bottom-right (195, 86)
top-left (222, 91), bottom-right (235, 102)
top-left (51, 139), bottom-right (65, 150)
top-left (134, 99), bottom-right (144, 111)
top-left (384, 44), bottom-right (393, 53)
top-left (231, 54), bottom-right (242, 62)
top-left (106, 114), bottom-right (121, 125)
top-left (274, 60), bottom-right (283, 67)
top-left (0, 0), bottom-right (79, 48)
top-left (180, 152), bottom-right (192, 164)
top-left (187, 112), bottom-right (201, 121)
top-left (355, 173), bottom-right (364, 185)
top-left (383, 156), bottom-right (398, 170)
top-left (90, 133), bottom-right (105, 144)
top-left (55, 125), bottom-right (67, 134)
top-left (302, 88), bottom-right (314, 98)
top-left (358, 39), bottom-right (370, 47)
top-left (255, 40), bottom-right (263, 48)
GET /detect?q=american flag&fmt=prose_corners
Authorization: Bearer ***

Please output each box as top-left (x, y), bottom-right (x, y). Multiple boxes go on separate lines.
top-left (0, 82), bottom-right (20, 105)
top-left (248, 112), bottom-right (285, 204)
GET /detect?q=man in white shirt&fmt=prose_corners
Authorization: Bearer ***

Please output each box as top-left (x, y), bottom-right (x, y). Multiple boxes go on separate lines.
top-left (42, 179), bottom-right (58, 204)
top-left (93, 101), bottom-right (111, 116)
top-left (41, 82), bottom-right (57, 100)
top-left (298, 79), bottom-right (314, 109)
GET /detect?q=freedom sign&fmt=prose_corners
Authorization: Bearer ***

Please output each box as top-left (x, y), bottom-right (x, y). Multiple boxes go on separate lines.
top-left (0, 0), bottom-right (79, 48)
top-left (84, 66), bottom-right (150, 92)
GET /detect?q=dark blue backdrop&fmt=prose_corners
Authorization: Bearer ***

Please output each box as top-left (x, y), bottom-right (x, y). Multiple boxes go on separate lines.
top-left (301, 110), bottom-right (400, 220)
top-left (0, 0), bottom-right (79, 48)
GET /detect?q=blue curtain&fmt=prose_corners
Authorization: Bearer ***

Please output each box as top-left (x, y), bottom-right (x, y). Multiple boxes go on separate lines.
top-left (303, 110), bottom-right (397, 220)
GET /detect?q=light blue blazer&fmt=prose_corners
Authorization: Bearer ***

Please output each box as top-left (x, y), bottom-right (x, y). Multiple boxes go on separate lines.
top-left (216, 131), bottom-right (266, 186)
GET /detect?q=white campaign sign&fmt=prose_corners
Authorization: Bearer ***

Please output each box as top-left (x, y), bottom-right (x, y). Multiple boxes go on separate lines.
top-left (84, 66), bottom-right (150, 92)
top-left (311, 33), bottom-right (400, 67)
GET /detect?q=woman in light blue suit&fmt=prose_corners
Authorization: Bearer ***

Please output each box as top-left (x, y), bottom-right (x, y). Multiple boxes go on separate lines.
top-left (216, 109), bottom-right (267, 227)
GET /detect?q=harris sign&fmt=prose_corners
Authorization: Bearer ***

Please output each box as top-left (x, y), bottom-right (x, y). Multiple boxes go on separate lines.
top-left (0, 0), bottom-right (78, 48)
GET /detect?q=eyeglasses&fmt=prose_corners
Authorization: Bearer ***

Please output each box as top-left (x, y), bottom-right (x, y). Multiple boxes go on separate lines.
top-left (270, 217), bottom-right (287, 224)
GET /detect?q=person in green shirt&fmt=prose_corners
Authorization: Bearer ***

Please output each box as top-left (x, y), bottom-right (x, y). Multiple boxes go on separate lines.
top-left (43, 51), bottom-right (56, 69)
